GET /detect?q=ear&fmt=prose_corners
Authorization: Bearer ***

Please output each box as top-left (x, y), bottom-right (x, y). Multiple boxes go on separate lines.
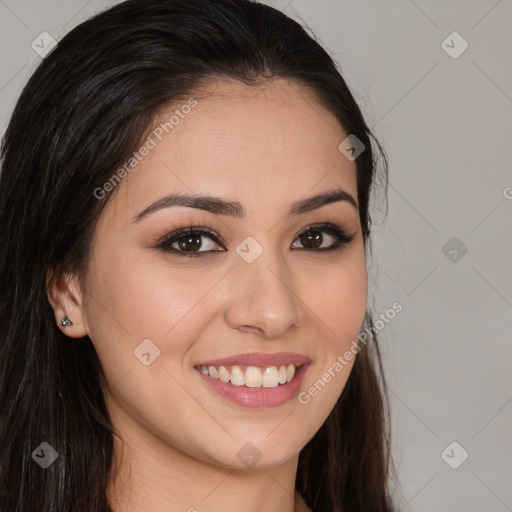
top-left (46, 269), bottom-right (89, 338)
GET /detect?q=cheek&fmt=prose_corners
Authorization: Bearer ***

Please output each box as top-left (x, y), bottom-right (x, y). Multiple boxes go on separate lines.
top-left (83, 251), bottom-right (227, 377)
top-left (293, 251), bottom-right (367, 437)
top-left (80, 238), bottom-right (368, 467)
top-left (85, 238), bottom-right (367, 378)
top-left (304, 249), bottom-right (368, 345)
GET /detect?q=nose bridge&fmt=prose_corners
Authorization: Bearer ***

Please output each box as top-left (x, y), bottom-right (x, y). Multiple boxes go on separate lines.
top-left (224, 235), bottom-right (305, 337)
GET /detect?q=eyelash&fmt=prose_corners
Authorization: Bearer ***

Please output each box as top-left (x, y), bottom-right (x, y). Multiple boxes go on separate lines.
top-left (155, 222), bottom-right (356, 258)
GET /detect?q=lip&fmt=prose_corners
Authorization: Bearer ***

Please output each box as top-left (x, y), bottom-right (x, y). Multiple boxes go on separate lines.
top-left (195, 363), bottom-right (310, 408)
top-left (194, 351), bottom-right (311, 368)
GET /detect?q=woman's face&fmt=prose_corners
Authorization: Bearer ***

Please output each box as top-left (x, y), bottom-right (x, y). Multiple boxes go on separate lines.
top-left (77, 78), bottom-right (367, 469)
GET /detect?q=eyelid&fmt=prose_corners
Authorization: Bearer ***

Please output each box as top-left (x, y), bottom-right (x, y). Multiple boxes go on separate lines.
top-left (155, 224), bottom-right (224, 247)
top-left (154, 221), bottom-right (356, 256)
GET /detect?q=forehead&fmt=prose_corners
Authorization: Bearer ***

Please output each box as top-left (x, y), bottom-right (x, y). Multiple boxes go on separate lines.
top-left (102, 78), bottom-right (358, 222)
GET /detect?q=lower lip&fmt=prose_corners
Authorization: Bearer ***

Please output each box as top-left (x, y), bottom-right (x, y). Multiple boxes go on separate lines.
top-left (195, 364), bottom-right (310, 408)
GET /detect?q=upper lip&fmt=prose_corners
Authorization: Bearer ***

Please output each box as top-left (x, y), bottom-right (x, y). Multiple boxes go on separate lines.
top-left (195, 351), bottom-right (311, 368)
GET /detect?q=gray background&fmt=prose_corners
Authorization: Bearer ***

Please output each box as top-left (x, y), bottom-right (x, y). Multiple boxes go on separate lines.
top-left (1, 1), bottom-right (511, 510)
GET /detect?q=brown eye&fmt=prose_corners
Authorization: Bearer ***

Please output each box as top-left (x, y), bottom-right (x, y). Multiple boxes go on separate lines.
top-left (297, 229), bottom-right (324, 249)
top-left (291, 224), bottom-right (356, 251)
top-left (175, 233), bottom-right (203, 252)
top-left (156, 227), bottom-right (225, 256)
top-left (156, 223), bottom-right (355, 258)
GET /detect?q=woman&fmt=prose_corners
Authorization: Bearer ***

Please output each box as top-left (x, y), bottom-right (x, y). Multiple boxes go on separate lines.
top-left (0, 0), bottom-right (397, 510)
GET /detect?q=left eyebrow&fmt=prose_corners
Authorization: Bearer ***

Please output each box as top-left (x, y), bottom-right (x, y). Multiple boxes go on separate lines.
top-left (132, 188), bottom-right (358, 223)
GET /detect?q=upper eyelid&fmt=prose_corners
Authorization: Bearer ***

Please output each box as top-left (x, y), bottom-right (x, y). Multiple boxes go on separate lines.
top-left (156, 222), bottom-right (353, 248)
top-left (156, 225), bottom-right (224, 246)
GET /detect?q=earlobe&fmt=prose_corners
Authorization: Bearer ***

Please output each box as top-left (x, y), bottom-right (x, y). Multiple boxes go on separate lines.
top-left (45, 269), bottom-right (89, 338)
top-left (60, 317), bottom-right (74, 327)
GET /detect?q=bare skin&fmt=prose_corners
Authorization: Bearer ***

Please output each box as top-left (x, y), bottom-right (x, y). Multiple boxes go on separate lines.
top-left (47, 78), bottom-right (367, 512)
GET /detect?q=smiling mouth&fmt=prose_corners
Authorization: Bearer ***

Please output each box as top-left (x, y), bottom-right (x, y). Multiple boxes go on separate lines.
top-left (194, 363), bottom-right (302, 388)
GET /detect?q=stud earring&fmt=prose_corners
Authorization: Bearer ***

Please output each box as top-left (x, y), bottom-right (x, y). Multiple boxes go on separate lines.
top-left (60, 317), bottom-right (73, 327)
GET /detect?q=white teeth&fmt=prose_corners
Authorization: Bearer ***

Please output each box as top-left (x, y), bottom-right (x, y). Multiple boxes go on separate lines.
top-left (218, 365), bottom-right (230, 383)
top-left (286, 363), bottom-right (295, 382)
top-left (199, 363), bottom-right (301, 388)
top-left (245, 366), bottom-right (263, 387)
top-left (262, 367), bottom-right (279, 388)
top-left (230, 366), bottom-right (245, 386)
top-left (278, 365), bottom-right (287, 384)
top-left (208, 365), bottom-right (219, 379)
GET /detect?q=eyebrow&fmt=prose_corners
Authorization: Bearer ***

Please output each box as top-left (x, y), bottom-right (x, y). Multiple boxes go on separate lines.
top-left (132, 187), bottom-right (358, 223)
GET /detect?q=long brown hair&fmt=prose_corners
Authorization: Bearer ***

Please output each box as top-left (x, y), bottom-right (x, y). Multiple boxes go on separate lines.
top-left (0, 1), bottom-right (396, 510)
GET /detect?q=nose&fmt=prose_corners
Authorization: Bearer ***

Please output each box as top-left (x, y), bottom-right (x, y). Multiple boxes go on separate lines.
top-left (224, 249), bottom-right (307, 339)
